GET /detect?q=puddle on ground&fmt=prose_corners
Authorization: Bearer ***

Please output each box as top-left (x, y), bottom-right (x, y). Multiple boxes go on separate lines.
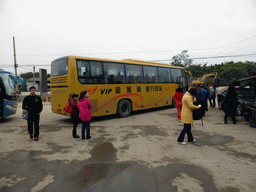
top-left (154, 163), bottom-right (219, 192)
top-left (0, 144), bottom-right (242, 192)
top-left (159, 112), bottom-right (178, 118)
top-left (39, 125), bottom-right (63, 132)
top-left (119, 146), bottom-right (130, 151)
top-left (187, 130), bottom-right (235, 146)
top-left (219, 147), bottom-right (256, 162)
top-left (0, 129), bottom-right (16, 133)
top-left (92, 126), bottom-right (107, 134)
top-left (194, 135), bottom-right (234, 146)
top-left (181, 130), bottom-right (256, 161)
top-left (90, 142), bottom-right (118, 162)
top-left (122, 125), bottom-right (167, 137)
top-left (47, 142), bottom-right (72, 153)
top-left (219, 186), bottom-right (241, 192)
top-left (0, 142), bottom-right (156, 192)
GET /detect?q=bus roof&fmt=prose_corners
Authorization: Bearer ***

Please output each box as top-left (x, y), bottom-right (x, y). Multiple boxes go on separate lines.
top-left (53, 56), bottom-right (185, 69)
top-left (0, 70), bottom-right (19, 85)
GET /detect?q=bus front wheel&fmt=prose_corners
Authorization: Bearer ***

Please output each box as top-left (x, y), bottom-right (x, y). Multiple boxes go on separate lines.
top-left (117, 99), bottom-right (132, 117)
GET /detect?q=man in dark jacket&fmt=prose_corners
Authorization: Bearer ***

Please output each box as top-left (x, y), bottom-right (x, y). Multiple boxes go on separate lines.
top-left (197, 84), bottom-right (210, 116)
top-left (223, 85), bottom-right (238, 124)
top-left (22, 86), bottom-right (43, 141)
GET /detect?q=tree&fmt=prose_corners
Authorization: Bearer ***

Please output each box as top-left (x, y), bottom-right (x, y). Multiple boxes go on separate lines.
top-left (219, 65), bottom-right (248, 80)
top-left (20, 72), bottom-right (50, 79)
top-left (171, 50), bottom-right (193, 68)
top-left (186, 64), bottom-right (203, 77)
top-left (20, 72), bottom-right (39, 79)
top-left (243, 61), bottom-right (256, 76)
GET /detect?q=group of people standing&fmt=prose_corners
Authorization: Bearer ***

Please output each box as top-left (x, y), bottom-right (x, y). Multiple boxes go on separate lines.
top-left (68, 91), bottom-right (92, 140)
top-left (173, 84), bottom-right (214, 121)
top-left (22, 86), bottom-right (93, 141)
top-left (173, 84), bottom-right (238, 145)
top-left (23, 84), bottom-right (237, 144)
top-left (173, 85), bottom-right (210, 145)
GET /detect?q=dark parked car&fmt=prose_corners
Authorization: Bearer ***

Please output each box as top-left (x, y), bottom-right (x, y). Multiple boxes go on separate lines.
top-left (218, 87), bottom-right (254, 121)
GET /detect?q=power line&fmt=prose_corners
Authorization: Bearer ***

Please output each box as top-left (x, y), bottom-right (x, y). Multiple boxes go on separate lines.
top-left (0, 64), bottom-right (51, 67)
top-left (188, 35), bottom-right (256, 51)
top-left (19, 66), bottom-right (33, 72)
top-left (191, 53), bottom-right (256, 60)
top-left (152, 53), bottom-right (256, 62)
top-left (1, 53), bottom-right (256, 66)
top-left (15, 34), bottom-right (256, 57)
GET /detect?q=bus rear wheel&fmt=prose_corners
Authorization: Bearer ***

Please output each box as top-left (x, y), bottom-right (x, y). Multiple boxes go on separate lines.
top-left (117, 99), bottom-right (132, 117)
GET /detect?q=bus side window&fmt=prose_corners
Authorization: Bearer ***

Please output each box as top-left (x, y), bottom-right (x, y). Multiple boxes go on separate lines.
top-left (77, 60), bottom-right (92, 84)
top-left (125, 64), bottom-right (143, 84)
top-left (170, 68), bottom-right (182, 83)
top-left (103, 62), bottom-right (125, 84)
top-left (90, 61), bottom-right (104, 84)
top-left (170, 68), bottom-right (176, 83)
top-left (158, 67), bottom-right (171, 83)
top-left (143, 66), bottom-right (158, 84)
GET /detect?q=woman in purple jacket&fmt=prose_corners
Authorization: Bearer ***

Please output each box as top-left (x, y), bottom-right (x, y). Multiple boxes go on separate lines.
top-left (77, 91), bottom-right (93, 140)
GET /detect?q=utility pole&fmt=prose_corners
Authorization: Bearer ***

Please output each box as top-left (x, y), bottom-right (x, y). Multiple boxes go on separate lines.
top-left (13, 36), bottom-right (18, 91)
top-left (33, 66), bottom-right (35, 86)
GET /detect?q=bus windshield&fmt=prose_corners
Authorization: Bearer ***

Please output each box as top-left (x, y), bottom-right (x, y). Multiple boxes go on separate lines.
top-left (51, 57), bottom-right (68, 77)
top-left (1, 73), bottom-right (15, 96)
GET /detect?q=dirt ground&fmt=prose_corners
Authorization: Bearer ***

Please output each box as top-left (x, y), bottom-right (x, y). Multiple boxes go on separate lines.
top-left (0, 102), bottom-right (255, 192)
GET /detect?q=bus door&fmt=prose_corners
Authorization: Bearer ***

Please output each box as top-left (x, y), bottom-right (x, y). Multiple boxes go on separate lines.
top-left (179, 76), bottom-right (188, 91)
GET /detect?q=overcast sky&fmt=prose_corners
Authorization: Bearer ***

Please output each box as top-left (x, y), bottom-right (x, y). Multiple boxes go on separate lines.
top-left (1, 0), bottom-right (256, 75)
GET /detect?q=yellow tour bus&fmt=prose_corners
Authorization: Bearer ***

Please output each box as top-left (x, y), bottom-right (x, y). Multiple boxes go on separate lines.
top-left (51, 56), bottom-right (188, 117)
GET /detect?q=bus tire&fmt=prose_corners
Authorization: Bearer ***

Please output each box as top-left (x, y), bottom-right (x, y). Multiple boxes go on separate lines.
top-left (117, 99), bottom-right (132, 117)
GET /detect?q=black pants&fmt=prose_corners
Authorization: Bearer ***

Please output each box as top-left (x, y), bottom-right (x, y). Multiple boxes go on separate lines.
top-left (28, 114), bottom-right (40, 137)
top-left (82, 121), bottom-right (91, 139)
top-left (71, 114), bottom-right (80, 137)
top-left (224, 109), bottom-right (236, 123)
top-left (177, 124), bottom-right (193, 142)
top-left (209, 96), bottom-right (216, 107)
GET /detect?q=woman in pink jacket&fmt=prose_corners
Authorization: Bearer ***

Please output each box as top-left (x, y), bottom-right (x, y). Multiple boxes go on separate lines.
top-left (77, 91), bottom-right (93, 140)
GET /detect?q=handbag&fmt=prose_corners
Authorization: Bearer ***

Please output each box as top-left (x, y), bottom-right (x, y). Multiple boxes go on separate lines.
top-left (63, 103), bottom-right (73, 114)
top-left (22, 110), bottom-right (28, 120)
top-left (193, 101), bottom-right (204, 120)
top-left (193, 101), bottom-right (204, 126)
